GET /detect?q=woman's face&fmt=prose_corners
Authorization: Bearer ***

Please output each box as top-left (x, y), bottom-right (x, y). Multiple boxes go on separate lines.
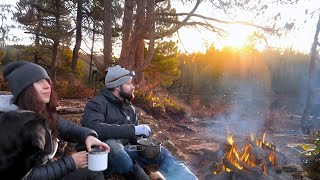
top-left (33, 79), bottom-right (51, 104)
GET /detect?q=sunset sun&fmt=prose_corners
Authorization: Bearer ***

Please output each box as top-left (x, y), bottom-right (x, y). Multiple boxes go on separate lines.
top-left (222, 24), bottom-right (253, 48)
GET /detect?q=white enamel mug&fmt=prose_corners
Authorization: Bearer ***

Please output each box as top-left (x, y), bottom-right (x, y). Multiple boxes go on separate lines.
top-left (88, 148), bottom-right (108, 171)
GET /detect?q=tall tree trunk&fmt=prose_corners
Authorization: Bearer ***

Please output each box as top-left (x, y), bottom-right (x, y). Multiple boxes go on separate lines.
top-left (71, 0), bottom-right (83, 74)
top-left (120, 0), bottom-right (145, 69)
top-left (301, 14), bottom-right (320, 134)
top-left (103, 0), bottom-right (113, 70)
top-left (89, 22), bottom-right (96, 83)
top-left (134, 39), bottom-right (145, 86)
top-left (51, 40), bottom-right (59, 80)
top-left (34, 11), bottom-right (41, 64)
top-left (51, 0), bottom-right (61, 81)
top-left (135, 0), bottom-right (155, 87)
top-left (118, 0), bottom-right (197, 86)
top-left (119, 0), bottom-right (134, 68)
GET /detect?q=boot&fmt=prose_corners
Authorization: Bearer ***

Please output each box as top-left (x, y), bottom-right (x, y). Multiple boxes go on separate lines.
top-left (131, 161), bottom-right (150, 180)
top-left (122, 161), bottom-right (150, 180)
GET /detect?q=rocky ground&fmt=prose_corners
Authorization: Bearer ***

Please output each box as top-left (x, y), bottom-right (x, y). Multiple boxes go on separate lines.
top-left (58, 98), bottom-right (318, 180)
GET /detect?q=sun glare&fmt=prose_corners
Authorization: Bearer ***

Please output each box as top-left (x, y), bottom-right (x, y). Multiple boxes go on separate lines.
top-left (177, 24), bottom-right (258, 53)
top-left (222, 24), bottom-right (253, 49)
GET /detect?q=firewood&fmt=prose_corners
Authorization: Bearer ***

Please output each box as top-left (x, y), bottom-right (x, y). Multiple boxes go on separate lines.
top-left (238, 161), bottom-right (263, 176)
top-left (223, 159), bottom-right (268, 180)
top-left (261, 142), bottom-right (276, 151)
top-left (267, 169), bottom-right (294, 180)
top-left (209, 172), bottom-right (233, 180)
top-left (248, 142), bottom-right (270, 165)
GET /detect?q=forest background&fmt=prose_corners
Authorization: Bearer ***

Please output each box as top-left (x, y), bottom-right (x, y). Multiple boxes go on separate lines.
top-left (0, 0), bottom-right (319, 119)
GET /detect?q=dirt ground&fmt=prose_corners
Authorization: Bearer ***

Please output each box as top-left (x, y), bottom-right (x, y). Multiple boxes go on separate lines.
top-left (58, 98), bottom-right (317, 180)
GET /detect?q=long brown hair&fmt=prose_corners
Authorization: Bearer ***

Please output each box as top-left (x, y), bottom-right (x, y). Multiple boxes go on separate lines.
top-left (15, 81), bottom-right (58, 137)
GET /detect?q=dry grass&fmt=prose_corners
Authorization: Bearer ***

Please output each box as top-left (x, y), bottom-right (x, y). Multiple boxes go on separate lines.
top-left (264, 107), bottom-right (292, 131)
top-left (55, 79), bottom-right (93, 99)
top-left (189, 96), bottom-right (231, 118)
top-left (0, 76), bottom-right (8, 91)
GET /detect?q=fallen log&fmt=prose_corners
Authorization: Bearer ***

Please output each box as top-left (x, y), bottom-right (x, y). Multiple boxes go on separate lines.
top-left (57, 106), bottom-right (84, 114)
top-left (0, 91), bottom-right (11, 95)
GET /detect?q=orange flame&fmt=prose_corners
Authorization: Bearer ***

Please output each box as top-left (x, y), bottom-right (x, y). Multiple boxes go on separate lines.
top-left (269, 149), bottom-right (276, 165)
top-left (217, 132), bottom-right (276, 175)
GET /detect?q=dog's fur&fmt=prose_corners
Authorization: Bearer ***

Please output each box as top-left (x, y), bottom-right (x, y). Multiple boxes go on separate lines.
top-left (0, 110), bottom-right (53, 179)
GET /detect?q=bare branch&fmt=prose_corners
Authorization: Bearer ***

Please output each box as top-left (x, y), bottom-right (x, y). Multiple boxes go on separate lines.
top-left (157, 18), bottom-right (226, 34)
top-left (157, 12), bottom-right (275, 32)
top-left (153, 0), bottom-right (201, 39)
top-left (155, 0), bottom-right (165, 4)
top-left (24, 31), bottom-right (51, 40)
top-left (82, 26), bottom-right (103, 35)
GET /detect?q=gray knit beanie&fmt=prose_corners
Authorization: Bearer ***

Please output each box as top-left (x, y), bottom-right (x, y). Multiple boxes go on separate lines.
top-left (105, 65), bottom-right (134, 88)
top-left (3, 61), bottom-right (51, 98)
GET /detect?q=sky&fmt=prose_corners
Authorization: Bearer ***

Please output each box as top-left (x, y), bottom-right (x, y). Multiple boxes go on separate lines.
top-left (172, 0), bottom-right (320, 53)
top-left (1, 0), bottom-right (319, 54)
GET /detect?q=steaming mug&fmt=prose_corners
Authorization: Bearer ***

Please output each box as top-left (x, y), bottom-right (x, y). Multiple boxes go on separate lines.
top-left (88, 148), bottom-right (108, 171)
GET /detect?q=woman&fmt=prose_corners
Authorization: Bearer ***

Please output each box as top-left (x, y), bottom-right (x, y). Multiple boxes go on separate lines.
top-left (0, 61), bottom-right (110, 179)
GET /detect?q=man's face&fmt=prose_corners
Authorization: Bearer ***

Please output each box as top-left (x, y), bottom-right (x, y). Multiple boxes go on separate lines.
top-left (119, 79), bottom-right (135, 100)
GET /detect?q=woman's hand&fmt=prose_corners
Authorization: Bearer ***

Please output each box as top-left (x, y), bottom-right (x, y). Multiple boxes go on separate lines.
top-left (71, 151), bottom-right (88, 169)
top-left (85, 135), bottom-right (110, 152)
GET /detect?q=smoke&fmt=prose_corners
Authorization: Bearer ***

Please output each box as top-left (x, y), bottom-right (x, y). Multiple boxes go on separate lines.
top-left (205, 75), bottom-right (272, 141)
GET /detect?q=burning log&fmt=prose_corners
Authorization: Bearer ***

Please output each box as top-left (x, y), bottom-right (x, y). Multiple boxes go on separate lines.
top-left (213, 132), bottom-right (296, 179)
top-left (208, 172), bottom-right (233, 180)
top-left (223, 159), bottom-right (272, 180)
top-left (238, 161), bottom-right (264, 176)
top-left (262, 142), bottom-right (276, 150)
top-left (216, 142), bottom-right (232, 161)
top-left (246, 141), bottom-right (273, 167)
top-left (224, 159), bottom-right (292, 180)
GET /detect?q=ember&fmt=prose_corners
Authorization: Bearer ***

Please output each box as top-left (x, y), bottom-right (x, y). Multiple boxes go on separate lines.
top-left (214, 131), bottom-right (276, 175)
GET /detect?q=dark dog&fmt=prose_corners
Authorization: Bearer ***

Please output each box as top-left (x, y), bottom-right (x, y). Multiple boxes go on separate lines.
top-left (0, 110), bottom-right (53, 179)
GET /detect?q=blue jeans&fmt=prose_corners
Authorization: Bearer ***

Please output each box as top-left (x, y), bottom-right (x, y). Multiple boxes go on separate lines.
top-left (104, 139), bottom-right (198, 180)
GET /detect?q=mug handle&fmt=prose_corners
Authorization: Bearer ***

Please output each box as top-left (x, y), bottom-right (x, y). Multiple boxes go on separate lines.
top-left (125, 145), bottom-right (144, 152)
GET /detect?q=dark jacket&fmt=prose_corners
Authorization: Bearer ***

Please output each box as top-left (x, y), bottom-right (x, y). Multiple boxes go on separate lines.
top-left (0, 95), bottom-right (97, 180)
top-left (82, 87), bottom-right (138, 141)
top-left (25, 116), bottom-right (97, 180)
top-left (0, 110), bottom-right (53, 180)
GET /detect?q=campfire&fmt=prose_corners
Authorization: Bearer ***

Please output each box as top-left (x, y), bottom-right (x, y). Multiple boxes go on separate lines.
top-left (211, 131), bottom-right (292, 180)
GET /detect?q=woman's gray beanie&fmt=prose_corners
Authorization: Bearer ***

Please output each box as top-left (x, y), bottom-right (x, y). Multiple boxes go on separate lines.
top-left (105, 65), bottom-right (133, 88)
top-left (3, 61), bottom-right (50, 98)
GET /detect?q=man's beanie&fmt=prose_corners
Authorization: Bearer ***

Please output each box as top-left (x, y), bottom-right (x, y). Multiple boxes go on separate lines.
top-left (3, 61), bottom-right (51, 98)
top-left (105, 65), bottom-right (133, 88)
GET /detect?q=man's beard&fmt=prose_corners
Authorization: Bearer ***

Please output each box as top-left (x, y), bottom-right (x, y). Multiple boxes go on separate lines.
top-left (119, 87), bottom-right (134, 100)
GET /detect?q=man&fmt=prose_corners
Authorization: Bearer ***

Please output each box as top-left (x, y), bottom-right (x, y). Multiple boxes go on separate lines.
top-left (82, 65), bottom-right (198, 179)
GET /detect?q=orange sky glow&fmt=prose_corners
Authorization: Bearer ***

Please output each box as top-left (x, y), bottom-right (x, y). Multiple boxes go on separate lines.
top-left (173, 0), bottom-right (319, 54)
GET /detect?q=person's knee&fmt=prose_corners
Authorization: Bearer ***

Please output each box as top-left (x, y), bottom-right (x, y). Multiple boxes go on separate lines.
top-left (104, 139), bottom-right (126, 157)
top-left (103, 139), bottom-right (134, 173)
top-left (160, 146), bottom-right (171, 155)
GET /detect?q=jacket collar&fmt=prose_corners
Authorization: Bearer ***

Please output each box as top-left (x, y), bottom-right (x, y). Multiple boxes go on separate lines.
top-left (0, 95), bottom-right (19, 112)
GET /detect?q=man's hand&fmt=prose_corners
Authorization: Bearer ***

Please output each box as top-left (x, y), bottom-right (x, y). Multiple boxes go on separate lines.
top-left (85, 135), bottom-right (110, 152)
top-left (134, 124), bottom-right (152, 137)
